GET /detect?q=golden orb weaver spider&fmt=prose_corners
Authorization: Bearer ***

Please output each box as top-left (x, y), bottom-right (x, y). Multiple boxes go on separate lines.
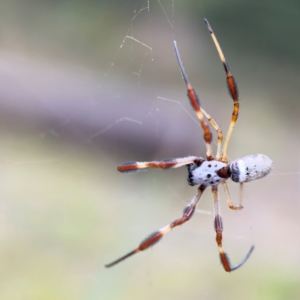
top-left (105, 19), bottom-right (273, 272)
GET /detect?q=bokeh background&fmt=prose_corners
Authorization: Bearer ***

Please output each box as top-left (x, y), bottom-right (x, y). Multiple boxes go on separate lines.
top-left (0, 1), bottom-right (300, 299)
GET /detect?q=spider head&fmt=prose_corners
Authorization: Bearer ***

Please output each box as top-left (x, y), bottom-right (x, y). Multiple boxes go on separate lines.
top-left (187, 160), bottom-right (228, 187)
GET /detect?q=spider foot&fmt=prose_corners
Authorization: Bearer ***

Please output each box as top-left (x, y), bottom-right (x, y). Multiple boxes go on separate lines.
top-left (220, 245), bottom-right (255, 272)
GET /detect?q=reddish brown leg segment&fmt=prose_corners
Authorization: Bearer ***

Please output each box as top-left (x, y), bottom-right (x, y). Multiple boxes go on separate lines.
top-left (201, 108), bottom-right (223, 161)
top-left (118, 156), bottom-right (204, 173)
top-left (173, 41), bottom-right (213, 161)
top-left (212, 186), bottom-right (254, 272)
top-left (105, 186), bottom-right (205, 268)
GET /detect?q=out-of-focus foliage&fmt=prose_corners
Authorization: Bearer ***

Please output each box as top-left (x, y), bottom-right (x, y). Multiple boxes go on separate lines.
top-left (0, 1), bottom-right (299, 299)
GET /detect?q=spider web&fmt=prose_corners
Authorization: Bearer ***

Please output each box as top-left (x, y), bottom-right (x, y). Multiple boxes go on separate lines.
top-left (0, 1), bottom-right (300, 299)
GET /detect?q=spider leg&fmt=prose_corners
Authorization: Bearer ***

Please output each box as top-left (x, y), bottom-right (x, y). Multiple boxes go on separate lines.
top-left (239, 182), bottom-right (244, 207)
top-left (222, 182), bottom-right (243, 210)
top-left (212, 186), bottom-right (254, 272)
top-left (173, 41), bottom-right (213, 161)
top-left (105, 186), bottom-right (205, 268)
top-left (118, 156), bottom-right (204, 173)
top-left (204, 19), bottom-right (239, 164)
top-left (201, 108), bottom-right (223, 161)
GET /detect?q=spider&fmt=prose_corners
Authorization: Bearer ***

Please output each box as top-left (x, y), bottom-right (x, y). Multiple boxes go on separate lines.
top-left (105, 19), bottom-right (273, 272)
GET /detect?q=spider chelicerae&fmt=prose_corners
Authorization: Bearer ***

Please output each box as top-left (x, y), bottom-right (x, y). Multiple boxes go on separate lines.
top-left (105, 19), bottom-right (273, 272)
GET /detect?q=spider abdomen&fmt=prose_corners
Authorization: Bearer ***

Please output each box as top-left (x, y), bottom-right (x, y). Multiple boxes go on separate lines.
top-left (187, 160), bottom-right (227, 187)
top-left (229, 154), bottom-right (273, 183)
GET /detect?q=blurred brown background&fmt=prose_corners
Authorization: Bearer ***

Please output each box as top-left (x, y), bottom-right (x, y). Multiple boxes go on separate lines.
top-left (0, 1), bottom-right (300, 299)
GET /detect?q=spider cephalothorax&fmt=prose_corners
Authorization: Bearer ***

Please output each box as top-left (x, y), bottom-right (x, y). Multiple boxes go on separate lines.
top-left (105, 19), bottom-right (273, 272)
top-left (187, 160), bottom-right (227, 186)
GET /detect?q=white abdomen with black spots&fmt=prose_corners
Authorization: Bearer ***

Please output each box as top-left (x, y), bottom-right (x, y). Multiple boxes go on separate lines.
top-left (187, 161), bottom-right (227, 187)
top-left (229, 154), bottom-right (273, 183)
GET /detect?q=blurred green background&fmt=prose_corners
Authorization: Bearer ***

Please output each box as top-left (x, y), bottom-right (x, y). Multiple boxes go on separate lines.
top-left (0, 0), bottom-right (300, 299)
